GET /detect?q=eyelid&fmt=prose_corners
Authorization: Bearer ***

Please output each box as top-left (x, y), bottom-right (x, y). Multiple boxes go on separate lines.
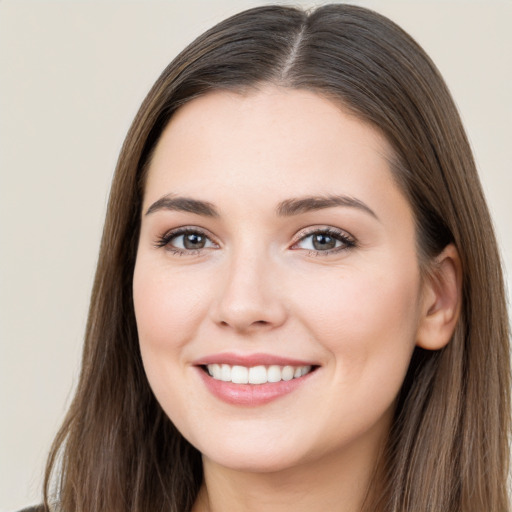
top-left (154, 226), bottom-right (219, 252)
top-left (153, 224), bottom-right (356, 256)
top-left (290, 225), bottom-right (357, 253)
top-left (293, 225), bottom-right (355, 242)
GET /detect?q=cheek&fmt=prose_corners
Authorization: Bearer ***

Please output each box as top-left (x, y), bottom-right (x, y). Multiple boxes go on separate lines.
top-left (132, 258), bottom-right (215, 428)
top-left (132, 257), bottom-right (215, 413)
top-left (293, 257), bottom-right (421, 388)
top-left (133, 259), bottom-right (208, 352)
top-left (287, 261), bottom-right (421, 446)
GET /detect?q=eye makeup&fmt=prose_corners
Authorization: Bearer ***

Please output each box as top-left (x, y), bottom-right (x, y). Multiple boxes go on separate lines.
top-left (154, 226), bottom-right (218, 255)
top-left (153, 224), bottom-right (357, 258)
top-left (291, 226), bottom-right (357, 256)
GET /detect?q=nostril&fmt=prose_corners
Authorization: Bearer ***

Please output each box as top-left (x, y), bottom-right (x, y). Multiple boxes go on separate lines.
top-left (219, 319), bottom-right (270, 329)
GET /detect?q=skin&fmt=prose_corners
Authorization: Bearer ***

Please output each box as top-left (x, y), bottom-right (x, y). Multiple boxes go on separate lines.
top-left (133, 86), bottom-right (460, 512)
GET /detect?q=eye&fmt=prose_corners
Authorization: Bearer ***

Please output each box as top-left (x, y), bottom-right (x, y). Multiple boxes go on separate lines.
top-left (155, 228), bottom-right (218, 253)
top-left (292, 228), bottom-right (356, 254)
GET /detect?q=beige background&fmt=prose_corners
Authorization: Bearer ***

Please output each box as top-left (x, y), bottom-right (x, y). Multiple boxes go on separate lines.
top-left (1, 1), bottom-right (510, 510)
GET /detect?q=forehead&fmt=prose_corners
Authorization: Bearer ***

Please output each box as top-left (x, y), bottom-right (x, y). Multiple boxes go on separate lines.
top-left (144, 86), bottom-right (403, 216)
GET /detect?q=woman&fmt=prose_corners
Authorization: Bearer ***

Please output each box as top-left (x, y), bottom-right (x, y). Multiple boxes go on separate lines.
top-left (37, 4), bottom-right (509, 511)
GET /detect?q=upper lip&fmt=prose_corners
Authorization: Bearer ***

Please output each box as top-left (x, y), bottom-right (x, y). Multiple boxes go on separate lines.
top-left (192, 352), bottom-right (318, 367)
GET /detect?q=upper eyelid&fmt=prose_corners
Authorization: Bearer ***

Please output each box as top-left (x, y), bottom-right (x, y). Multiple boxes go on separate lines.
top-left (163, 225), bottom-right (217, 240)
top-left (155, 225), bottom-right (356, 250)
top-left (293, 225), bottom-right (355, 242)
top-left (290, 227), bottom-right (357, 254)
top-left (162, 225), bottom-right (353, 239)
top-left (154, 226), bottom-right (220, 250)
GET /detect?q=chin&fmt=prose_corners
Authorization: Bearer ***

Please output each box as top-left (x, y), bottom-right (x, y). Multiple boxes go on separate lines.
top-left (192, 427), bottom-right (310, 474)
top-left (203, 447), bottom-right (304, 474)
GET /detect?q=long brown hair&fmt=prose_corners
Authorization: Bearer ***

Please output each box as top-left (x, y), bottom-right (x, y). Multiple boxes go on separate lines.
top-left (43, 5), bottom-right (510, 511)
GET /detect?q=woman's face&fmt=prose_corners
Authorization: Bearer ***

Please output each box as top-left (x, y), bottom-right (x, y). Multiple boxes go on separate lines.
top-left (133, 86), bottom-right (428, 474)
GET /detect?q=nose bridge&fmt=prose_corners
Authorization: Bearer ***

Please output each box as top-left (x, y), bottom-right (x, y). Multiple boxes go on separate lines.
top-left (213, 240), bottom-right (286, 331)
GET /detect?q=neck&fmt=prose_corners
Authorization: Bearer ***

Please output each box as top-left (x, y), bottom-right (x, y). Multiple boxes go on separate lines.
top-left (192, 434), bottom-right (386, 512)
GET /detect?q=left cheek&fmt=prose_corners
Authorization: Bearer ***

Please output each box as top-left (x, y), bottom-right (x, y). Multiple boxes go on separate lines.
top-left (296, 266), bottom-right (420, 380)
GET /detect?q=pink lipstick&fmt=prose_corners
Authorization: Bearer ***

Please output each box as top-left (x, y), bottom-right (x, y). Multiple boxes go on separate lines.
top-left (193, 353), bottom-right (318, 406)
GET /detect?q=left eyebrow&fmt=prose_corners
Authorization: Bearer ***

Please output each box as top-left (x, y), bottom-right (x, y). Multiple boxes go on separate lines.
top-left (145, 194), bottom-right (219, 217)
top-left (276, 194), bottom-right (378, 220)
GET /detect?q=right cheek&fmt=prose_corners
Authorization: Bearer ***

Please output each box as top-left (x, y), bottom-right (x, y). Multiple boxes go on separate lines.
top-left (133, 263), bottom-right (212, 351)
top-left (134, 282), bottom-right (187, 402)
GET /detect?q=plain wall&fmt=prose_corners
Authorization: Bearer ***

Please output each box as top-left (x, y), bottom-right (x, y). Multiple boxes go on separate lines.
top-left (1, 1), bottom-right (510, 510)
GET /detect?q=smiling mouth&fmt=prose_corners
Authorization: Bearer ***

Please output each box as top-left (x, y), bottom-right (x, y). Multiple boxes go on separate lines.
top-left (201, 364), bottom-right (316, 384)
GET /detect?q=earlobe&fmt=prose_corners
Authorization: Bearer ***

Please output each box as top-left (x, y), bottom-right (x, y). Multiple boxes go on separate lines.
top-left (416, 243), bottom-right (462, 351)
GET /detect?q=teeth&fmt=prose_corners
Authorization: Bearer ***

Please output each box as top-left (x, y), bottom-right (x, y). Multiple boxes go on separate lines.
top-left (267, 365), bottom-right (281, 383)
top-left (231, 365), bottom-right (248, 384)
top-left (206, 363), bottom-right (312, 384)
top-left (220, 364), bottom-right (231, 382)
top-left (282, 365), bottom-right (294, 381)
top-left (248, 365), bottom-right (267, 384)
top-left (208, 363), bottom-right (220, 379)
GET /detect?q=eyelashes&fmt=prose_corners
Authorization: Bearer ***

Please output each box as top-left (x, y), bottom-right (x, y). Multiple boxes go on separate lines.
top-left (154, 226), bottom-right (357, 257)
top-left (291, 227), bottom-right (356, 254)
top-left (154, 227), bottom-right (218, 254)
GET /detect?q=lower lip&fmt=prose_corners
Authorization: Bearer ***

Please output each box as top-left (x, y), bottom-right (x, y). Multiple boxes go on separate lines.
top-left (196, 367), bottom-right (315, 406)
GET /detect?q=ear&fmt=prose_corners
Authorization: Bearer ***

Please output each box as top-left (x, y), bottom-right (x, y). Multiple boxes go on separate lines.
top-left (416, 243), bottom-right (462, 351)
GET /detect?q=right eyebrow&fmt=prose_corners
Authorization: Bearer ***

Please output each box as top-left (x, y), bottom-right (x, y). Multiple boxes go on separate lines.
top-left (145, 194), bottom-right (219, 217)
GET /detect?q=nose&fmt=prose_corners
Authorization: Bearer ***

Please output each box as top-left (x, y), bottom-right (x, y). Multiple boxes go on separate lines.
top-left (211, 250), bottom-right (287, 333)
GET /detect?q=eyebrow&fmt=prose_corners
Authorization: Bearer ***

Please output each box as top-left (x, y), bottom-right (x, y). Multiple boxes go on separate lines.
top-left (145, 194), bottom-right (219, 217)
top-left (276, 195), bottom-right (378, 219)
top-left (145, 193), bottom-right (377, 220)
